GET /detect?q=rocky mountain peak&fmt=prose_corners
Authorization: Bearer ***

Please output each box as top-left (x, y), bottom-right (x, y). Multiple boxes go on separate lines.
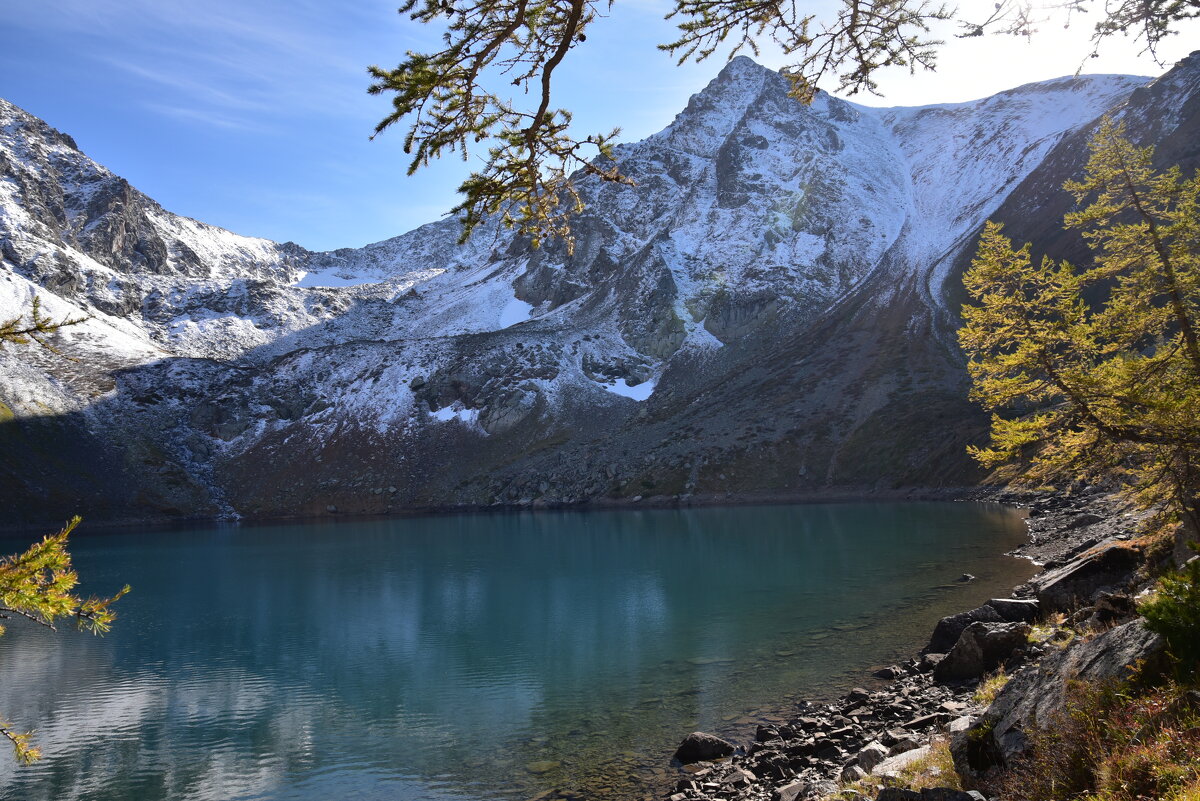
top-left (4, 57), bottom-right (1195, 527)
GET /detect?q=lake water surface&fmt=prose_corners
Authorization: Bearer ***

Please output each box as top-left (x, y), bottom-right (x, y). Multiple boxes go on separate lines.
top-left (0, 503), bottom-right (1031, 801)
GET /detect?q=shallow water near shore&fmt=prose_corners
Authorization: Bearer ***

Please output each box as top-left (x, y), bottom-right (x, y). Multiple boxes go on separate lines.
top-left (0, 502), bottom-right (1032, 801)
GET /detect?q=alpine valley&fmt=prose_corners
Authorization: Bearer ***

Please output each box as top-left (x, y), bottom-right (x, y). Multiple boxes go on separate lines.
top-left (3, 53), bottom-right (1199, 527)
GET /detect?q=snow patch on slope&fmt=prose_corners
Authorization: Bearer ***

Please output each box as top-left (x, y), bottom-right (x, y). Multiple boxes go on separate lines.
top-left (600, 378), bottom-right (656, 401)
top-left (499, 296), bottom-right (533, 328)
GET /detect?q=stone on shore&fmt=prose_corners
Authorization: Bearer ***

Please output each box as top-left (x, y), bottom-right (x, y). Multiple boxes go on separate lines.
top-left (673, 731), bottom-right (736, 764)
top-left (926, 604), bottom-right (1004, 654)
top-left (773, 780), bottom-right (807, 801)
top-left (987, 597), bottom-right (1040, 623)
top-left (856, 741), bottom-right (890, 773)
top-left (871, 744), bottom-right (930, 776)
top-left (934, 621), bottom-right (1030, 683)
top-left (1032, 540), bottom-right (1143, 612)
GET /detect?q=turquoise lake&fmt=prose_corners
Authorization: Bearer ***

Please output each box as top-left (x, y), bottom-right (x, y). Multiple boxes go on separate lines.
top-left (0, 503), bottom-right (1032, 801)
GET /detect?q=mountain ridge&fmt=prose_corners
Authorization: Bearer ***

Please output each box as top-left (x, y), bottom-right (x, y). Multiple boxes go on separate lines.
top-left (2, 54), bottom-right (1196, 527)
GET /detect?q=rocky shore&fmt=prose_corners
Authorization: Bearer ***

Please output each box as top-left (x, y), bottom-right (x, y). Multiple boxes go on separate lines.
top-left (655, 488), bottom-right (1176, 801)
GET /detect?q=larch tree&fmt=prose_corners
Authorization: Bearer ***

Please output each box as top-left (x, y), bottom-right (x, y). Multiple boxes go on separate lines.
top-left (959, 119), bottom-right (1200, 530)
top-left (0, 299), bottom-right (128, 764)
top-left (367, 0), bottom-right (1199, 250)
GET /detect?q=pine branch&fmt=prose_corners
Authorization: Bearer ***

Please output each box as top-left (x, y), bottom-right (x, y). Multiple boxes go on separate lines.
top-left (0, 296), bottom-right (89, 354)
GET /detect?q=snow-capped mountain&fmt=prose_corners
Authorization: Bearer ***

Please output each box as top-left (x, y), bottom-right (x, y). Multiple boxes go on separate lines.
top-left (3, 52), bottom-right (1198, 526)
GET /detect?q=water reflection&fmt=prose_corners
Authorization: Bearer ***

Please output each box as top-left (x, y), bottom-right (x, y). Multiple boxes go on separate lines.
top-left (0, 503), bottom-right (1031, 801)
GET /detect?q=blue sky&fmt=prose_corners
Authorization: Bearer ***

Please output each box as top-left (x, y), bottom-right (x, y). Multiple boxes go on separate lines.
top-left (1, 0), bottom-right (1196, 251)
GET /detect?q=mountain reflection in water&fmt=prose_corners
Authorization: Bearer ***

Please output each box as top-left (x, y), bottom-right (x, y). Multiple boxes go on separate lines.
top-left (0, 503), bottom-right (1031, 801)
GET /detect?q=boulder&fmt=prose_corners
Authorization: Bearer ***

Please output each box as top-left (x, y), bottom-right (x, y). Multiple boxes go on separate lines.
top-left (774, 780), bottom-right (807, 801)
top-left (876, 789), bottom-right (921, 801)
top-left (953, 618), bottom-right (1166, 777)
top-left (841, 763), bottom-right (867, 782)
top-left (935, 621), bottom-right (1030, 683)
top-left (947, 716), bottom-right (973, 734)
top-left (856, 741), bottom-right (890, 772)
top-left (875, 788), bottom-right (979, 801)
top-left (926, 604), bottom-right (1004, 653)
top-left (919, 790), bottom-right (978, 801)
top-left (1032, 540), bottom-right (1143, 613)
top-left (918, 652), bottom-right (946, 673)
top-left (672, 731), bottom-right (736, 764)
top-left (872, 745), bottom-right (930, 776)
top-left (888, 735), bottom-right (921, 755)
top-left (755, 724), bottom-right (779, 742)
top-left (987, 597), bottom-right (1040, 623)
top-left (1078, 592), bottom-right (1137, 630)
top-left (809, 780), bottom-right (839, 798)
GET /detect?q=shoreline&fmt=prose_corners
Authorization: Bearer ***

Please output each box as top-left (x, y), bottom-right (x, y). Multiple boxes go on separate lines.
top-left (0, 485), bottom-right (993, 538)
top-left (647, 485), bottom-right (1149, 801)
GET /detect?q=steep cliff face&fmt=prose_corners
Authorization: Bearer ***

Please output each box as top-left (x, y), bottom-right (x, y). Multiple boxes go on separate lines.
top-left (2, 54), bottom-right (1195, 526)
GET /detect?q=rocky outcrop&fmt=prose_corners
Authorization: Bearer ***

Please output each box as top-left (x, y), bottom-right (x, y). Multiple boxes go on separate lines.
top-left (1031, 540), bottom-right (1144, 613)
top-left (933, 622), bottom-right (1031, 683)
top-left (986, 598), bottom-right (1038, 623)
top-left (952, 618), bottom-right (1166, 777)
top-left (925, 597), bottom-right (1039, 655)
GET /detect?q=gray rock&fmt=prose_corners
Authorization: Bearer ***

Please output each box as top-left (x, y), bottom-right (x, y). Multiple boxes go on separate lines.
top-left (856, 741), bottom-right (890, 772)
top-left (987, 597), bottom-right (1040, 623)
top-left (947, 715), bottom-right (973, 734)
top-left (920, 790), bottom-right (977, 801)
top-left (872, 745), bottom-right (930, 776)
top-left (808, 779), bottom-right (838, 798)
top-left (1173, 517), bottom-right (1199, 567)
top-left (953, 618), bottom-right (1166, 776)
top-left (918, 653), bottom-right (946, 673)
top-left (672, 731), bottom-right (736, 764)
top-left (841, 763), bottom-right (867, 782)
top-left (773, 780), bottom-right (807, 801)
top-left (1032, 540), bottom-right (1143, 612)
top-left (876, 789), bottom-right (921, 801)
top-left (926, 604), bottom-right (1004, 653)
top-left (935, 621), bottom-right (1030, 683)
top-left (888, 735), bottom-right (921, 755)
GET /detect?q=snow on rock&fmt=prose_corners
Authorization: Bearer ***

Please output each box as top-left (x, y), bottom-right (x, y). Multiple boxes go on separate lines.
top-left (600, 378), bottom-right (656, 402)
top-left (874, 74), bottom-right (1150, 307)
top-left (429, 403), bottom-right (481, 426)
top-left (499, 296), bottom-right (534, 328)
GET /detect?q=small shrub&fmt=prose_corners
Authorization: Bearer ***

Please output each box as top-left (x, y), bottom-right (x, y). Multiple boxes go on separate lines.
top-left (894, 738), bottom-right (961, 791)
top-left (973, 669), bottom-right (1009, 707)
top-left (1141, 559), bottom-right (1200, 677)
top-left (990, 679), bottom-right (1200, 801)
top-left (1164, 777), bottom-right (1200, 801)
